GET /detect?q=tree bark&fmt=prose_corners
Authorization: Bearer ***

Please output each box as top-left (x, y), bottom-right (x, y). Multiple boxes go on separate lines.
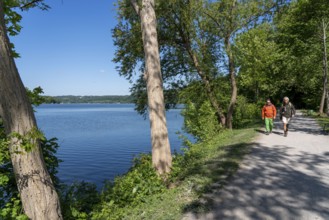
top-left (320, 19), bottom-right (328, 114)
top-left (223, 0), bottom-right (238, 130)
top-left (131, 0), bottom-right (172, 174)
top-left (225, 35), bottom-right (238, 129)
top-left (0, 2), bottom-right (63, 219)
top-left (326, 90), bottom-right (329, 115)
top-left (322, 19), bottom-right (329, 115)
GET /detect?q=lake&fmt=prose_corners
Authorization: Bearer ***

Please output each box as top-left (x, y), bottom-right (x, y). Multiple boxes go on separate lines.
top-left (35, 104), bottom-right (187, 187)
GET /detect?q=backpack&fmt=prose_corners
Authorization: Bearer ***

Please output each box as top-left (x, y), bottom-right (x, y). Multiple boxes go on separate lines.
top-left (281, 102), bottom-right (292, 117)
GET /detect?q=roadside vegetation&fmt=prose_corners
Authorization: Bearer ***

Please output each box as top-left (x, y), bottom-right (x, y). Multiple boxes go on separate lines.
top-left (302, 110), bottom-right (329, 134)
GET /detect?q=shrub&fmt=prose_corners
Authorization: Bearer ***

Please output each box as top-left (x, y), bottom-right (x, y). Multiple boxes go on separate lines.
top-left (182, 101), bottom-right (223, 141)
top-left (60, 181), bottom-right (100, 220)
top-left (92, 154), bottom-right (166, 219)
top-left (233, 96), bottom-right (262, 128)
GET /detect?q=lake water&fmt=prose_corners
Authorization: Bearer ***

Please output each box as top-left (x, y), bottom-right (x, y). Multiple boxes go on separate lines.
top-left (35, 104), bottom-right (187, 187)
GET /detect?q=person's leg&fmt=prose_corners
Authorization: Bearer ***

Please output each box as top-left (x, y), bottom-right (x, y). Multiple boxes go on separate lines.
top-left (282, 117), bottom-right (288, 136)
top-left (286, 117), bottom-right (291, 136)
top-left (269, 118), bottom-right (273, 132)
top-left (265, 118), bottom-right (271, 134)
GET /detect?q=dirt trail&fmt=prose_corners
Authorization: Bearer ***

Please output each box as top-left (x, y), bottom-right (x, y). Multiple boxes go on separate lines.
top-left (183, 112), bottom-right (329, 220)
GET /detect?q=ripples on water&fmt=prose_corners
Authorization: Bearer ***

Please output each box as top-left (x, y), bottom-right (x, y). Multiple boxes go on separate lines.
top-left (36, 104), bottom-right (187, 187)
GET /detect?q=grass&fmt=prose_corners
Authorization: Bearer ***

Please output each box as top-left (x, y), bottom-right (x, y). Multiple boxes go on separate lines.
top-left (121, 128), bottom-right (257, 219)
top-left (317, 117), bottom-right (329, 133)
top-left (301, 109), bottom-right (329, 133)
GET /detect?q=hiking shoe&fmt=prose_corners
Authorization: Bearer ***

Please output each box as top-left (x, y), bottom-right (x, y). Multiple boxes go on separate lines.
top-left (284, 131), bottom-right (287, 137)
top-left (266, 132), bottom-right (269, 135)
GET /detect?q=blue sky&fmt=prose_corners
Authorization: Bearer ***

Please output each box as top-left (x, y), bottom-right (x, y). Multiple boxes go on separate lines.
top-left (10, 0), bottom-right (132, 96)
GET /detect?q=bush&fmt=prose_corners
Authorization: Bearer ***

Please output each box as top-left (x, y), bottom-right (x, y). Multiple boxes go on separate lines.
top-left (92, 154), bottom-right (166, 219)
top-left (60, 181), bottom-right (100, 220)
top-left (233, 96), bottom-right (262, 128)
top-left (0, 197), bottom-right (29, 220)
top-left (182, 101), bottom-right (223, 141)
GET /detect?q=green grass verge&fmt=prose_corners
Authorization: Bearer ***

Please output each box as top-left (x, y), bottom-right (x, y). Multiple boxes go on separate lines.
top-left (316, 116), bottom-right (329, 133)
top-left (301, 109), bottom-right (329, 133)
top-left (120, 128), bottom-right (257, 220)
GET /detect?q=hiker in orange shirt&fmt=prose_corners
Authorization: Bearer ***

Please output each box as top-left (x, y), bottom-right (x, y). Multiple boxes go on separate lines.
top-left (262, 99), bottom-right (277, 135)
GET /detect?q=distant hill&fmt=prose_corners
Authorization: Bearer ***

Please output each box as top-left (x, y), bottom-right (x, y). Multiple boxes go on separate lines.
top-left (43, 95), bottom-right (134, 104)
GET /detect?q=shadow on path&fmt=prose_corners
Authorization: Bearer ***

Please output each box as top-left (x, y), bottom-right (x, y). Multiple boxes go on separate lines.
top-left (183, 112), bottom-right (329, 220)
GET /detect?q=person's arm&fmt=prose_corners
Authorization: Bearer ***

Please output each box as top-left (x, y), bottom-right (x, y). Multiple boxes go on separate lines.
top-left (262, 106), bottom-right (265, 119)
top-left (292, 103), bottom-right (296, 116)
top-left (273, 105), bottom-right (277, 119)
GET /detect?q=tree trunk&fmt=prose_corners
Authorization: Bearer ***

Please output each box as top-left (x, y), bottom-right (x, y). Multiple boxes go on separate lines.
top-left (187, 49), bottom-right (226, 126)
top-left (322, 19), bottom-right (329, 115)
top-left (131, 0), bottom-right (172, 174)
top-left (223, 0), bottom-right (238, 130)
top-left (225, 36), bottom-right (238, 129)
top-left (326, 89), bottom-right (329, 115)
top-left (320, 19), bottom-right (328, 114)
top-left (320, 86), bottom-right (326, 114)
top-left (0, 3), bottom-right (63, 219)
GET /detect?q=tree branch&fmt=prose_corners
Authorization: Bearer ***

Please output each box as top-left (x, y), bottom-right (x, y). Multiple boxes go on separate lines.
top-left (233, 3), bottom-right (277, 34)
top-left (202, 10), bottom-right (223, 33)
top-left (131, 0), bottom-right (140, 16)
top-left (20, 0), bottom-right (47, 10)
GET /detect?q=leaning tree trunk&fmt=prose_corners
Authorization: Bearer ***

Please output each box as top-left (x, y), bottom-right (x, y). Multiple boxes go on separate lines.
top-left (187, 49), bottom-right (226, 126)
top-left (0, 3), bottom-right (63, 219)
top-left (322, 19), bottom-right (329, 115)
top-left (320, 19), bottom-right (328, 114)
top-left (326, 90), bottom-right (329, 115)
top-left (177, 21), bottom-right (226, 126)
top-left (225, 36), bottom-right (238, 130)
top-left (131, 0), bottom-right (172, 174)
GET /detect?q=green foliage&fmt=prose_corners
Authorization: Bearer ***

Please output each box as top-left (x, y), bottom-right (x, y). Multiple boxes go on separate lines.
top-left (4, 0), bottom-right (49, 36)
top-left (3, 0), bottom-right (22, 37)
top-left (112, 0), bottom-right (143, 80)
top-left (41, 137), bottom-right (62, 187)
top-left (272, 0), bottom-right (329, 108)
top-left (0, 196), bottom-right (28, 220)
top-left (130, 75), bottom-right (180, 116)
top-left (113, 0), bottom-right (223, 115)
top-left (129, 75), bottom-right (148, 116)
top-left (235, 23), bottom-right (282, 101)
top-left (10, 127), bottom-right (45, 152)
top-left (120, 128), bottom-right (256, 219)
top-left (92, 154), bottom-right (166, 219)
top-left (26, 86), bottom-right (46, 107)
top-left (60, 182), bottom-right (100, 220)
top-left (233, 96), bottom-right (263, 128)
top-left (182, 101), bottom-right (222, 141)
top-left (3, 0), bottom-right (49, 57)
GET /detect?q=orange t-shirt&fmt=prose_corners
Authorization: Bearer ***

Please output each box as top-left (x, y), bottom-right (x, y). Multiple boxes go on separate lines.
top-left (262, 104), bottom-right (277, 118)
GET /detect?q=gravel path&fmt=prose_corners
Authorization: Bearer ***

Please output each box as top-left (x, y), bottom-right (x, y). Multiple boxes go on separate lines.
top-left (183, 112), bottom-right (329, 220)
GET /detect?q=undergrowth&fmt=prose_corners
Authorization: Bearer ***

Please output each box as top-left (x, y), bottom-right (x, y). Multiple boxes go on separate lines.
top-left (88, 128), bottom-right (257, 220)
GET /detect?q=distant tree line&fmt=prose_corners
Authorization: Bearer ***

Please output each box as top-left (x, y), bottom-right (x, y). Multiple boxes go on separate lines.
top-left (43, 95), bottom-right (134, 104)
